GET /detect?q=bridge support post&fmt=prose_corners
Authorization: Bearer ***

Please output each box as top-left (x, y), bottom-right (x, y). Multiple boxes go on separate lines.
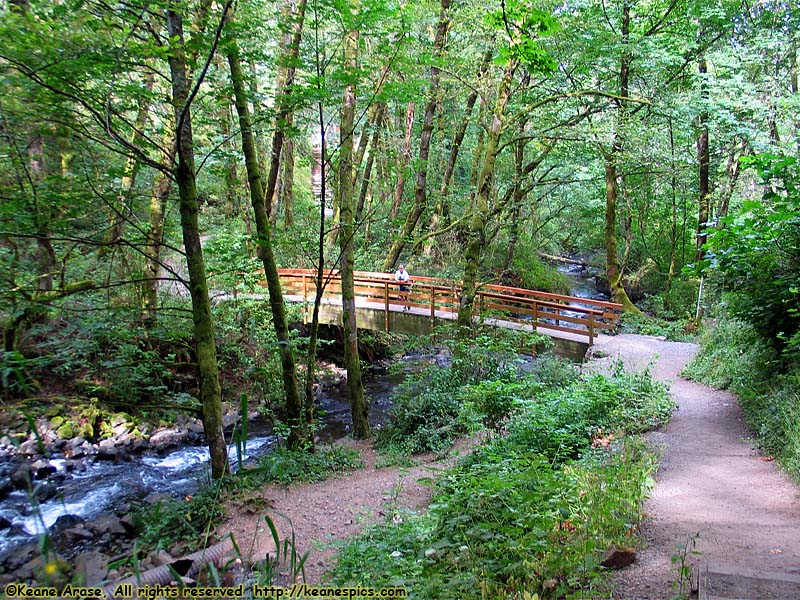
top-left (384, 282), bottom-right (389, 332)
top-left (430, 286), bottom-right (435, 324)
top-left (589, 312), bottom-right (595, 345)
top-left (533, 302), bottom-right (538, 331)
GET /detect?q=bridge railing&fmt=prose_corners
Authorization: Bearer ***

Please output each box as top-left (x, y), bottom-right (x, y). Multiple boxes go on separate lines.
top-left (271, 269), bottom-right (622, 345)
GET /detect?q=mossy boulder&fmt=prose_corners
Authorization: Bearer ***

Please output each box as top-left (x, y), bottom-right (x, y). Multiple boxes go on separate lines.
top-left (56, 421), bottom-right (76, 439)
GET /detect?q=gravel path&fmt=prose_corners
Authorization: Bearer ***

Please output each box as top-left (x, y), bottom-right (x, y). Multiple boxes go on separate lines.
top-left (588, 334), bottom-right (800, 599)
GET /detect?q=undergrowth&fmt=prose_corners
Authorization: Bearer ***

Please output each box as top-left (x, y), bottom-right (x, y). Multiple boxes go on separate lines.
top-left (619, 311), bottom-right (695, 342)
top-left (683, 318), bottom-right (800, 478)
top-left (332, 366), bottom-right (672, 599)
top-left (376, 326), bottom-right (558, 458)
top-left (247, 445), bottom-right (363, 485)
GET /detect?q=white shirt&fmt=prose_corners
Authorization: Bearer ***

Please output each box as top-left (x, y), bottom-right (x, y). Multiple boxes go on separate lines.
top-left (395, 269), bottom-right (410, 282)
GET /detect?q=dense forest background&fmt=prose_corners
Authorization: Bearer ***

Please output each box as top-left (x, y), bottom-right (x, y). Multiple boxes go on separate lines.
top-left (1, 0), bottom-right (798, 468)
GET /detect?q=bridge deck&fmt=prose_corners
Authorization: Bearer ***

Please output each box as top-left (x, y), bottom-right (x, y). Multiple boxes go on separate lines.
top-left (274, 268), bottom-right (621, 354)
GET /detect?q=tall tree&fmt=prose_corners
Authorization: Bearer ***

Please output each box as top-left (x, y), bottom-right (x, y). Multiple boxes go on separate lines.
top-left (336, 18), bottom-right (370, 439)
top-left (225, 11), bottom-right (310, 450)
top-left (382, 0), bottom-right (452, 270)
top-left (165, 0), bottom-right (229, 477)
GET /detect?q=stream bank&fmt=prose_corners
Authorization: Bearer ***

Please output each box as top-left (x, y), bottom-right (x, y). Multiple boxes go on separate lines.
top-left (0, 359), bottom-right (405, 584)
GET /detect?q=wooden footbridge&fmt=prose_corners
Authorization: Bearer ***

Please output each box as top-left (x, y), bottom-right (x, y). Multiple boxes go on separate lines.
top-left (267, 269), bottom-right (622, 359)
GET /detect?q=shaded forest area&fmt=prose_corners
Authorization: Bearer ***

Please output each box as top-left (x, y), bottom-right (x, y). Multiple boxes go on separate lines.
top-left (2, 0), bottom-right (800, 596)
top-left (1, 0), bottom-right (798, 493)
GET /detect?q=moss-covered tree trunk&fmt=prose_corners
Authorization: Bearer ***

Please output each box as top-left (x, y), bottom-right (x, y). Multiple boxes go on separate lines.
top-left (165, 4), bottom-right (227, 478)
top-left (604, 1), bottom-right (639, 313)
top-left (504, 140), bottom-right (525, 270)
top-left (226, 33), bottom-right (310, 450)
top-left (337, 25), bottom-right (370, 439)
top-left (457, 62), bottom-right (516, 326)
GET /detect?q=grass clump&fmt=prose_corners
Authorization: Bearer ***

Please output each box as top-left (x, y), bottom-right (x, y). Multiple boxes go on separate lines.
top-left (331, 367), bottom-right (671, 599)
top-left (250, 445), bottom-right (363, 485)
top-left (136, 482), bottom-right (226, 553)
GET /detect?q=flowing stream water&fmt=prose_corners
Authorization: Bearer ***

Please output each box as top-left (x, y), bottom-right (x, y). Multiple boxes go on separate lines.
top-left (0, 366), bottom-right (403, 561)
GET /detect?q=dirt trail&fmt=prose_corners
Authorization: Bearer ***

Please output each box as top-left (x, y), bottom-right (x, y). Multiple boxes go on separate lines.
top-left (219, 437), bottom-right (477, 583)
top-left (588, 334), bottom-right (800, 599)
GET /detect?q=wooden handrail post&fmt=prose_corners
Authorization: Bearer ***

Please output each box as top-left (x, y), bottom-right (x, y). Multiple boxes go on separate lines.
top-left (430, 286), bottom-right (435, 323)
top-left (589, 312), bottom-right (595, 346)
top-left (384, 282), bottom-right (389, 332)
top-left (533, 301), bottom-right (538, 331)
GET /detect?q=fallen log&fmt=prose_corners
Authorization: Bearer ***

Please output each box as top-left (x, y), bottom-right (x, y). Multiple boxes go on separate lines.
top-left (538, 252), bottom-right (587, 267)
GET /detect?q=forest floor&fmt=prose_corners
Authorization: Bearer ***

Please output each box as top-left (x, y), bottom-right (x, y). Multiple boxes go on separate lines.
top-left (218, 334), bottom-right (800, 598)
top-left (219, 435), bottom-right (482, 584)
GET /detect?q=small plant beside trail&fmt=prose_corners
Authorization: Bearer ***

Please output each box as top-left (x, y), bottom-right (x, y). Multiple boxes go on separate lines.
top-left (135, 444), bottom-right (362, 556)
top-left (670, 532), bottom-right (701, 599)
top-left (332, 363), bottom-right (673, 599)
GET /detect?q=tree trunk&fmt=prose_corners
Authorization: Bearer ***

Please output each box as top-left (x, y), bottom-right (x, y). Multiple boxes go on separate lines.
top-left (382, 0), bottom-right (451, 271)
top-left (666, 119), bottom-right (678, 297)
top-left (504, 140), bottom-right (525, 270)
top-left (266, 0), bottom-right (308, 228)
top-left (457, 62), bottom-right (516, 326)
top-left (716, 139), bottom-right (745, 224)
top-left (792, 37), bottom-right (800, 154)
top-left (141, 143), bottom-right (174, 328)
top-left (356, 102), bottom-right (385, 224)
top-left (337, 25), bottom-right (370, 439)
top-left (226, 34), bottom-right (310, 450)
top-left (390, 102), bottom-right (415, 219)
top-left (103, 71), bottom-right (155, 254)
top-left (165, 4), bottom-right (227, 478)
top-left (425, 50), bottom-right (491, 254)
top-left (282, 137), bottom-right (295, 227)
top-left (302, 96), bottom-right (330, 441)
top-left (696, 56), bottom-right (710, 261)
top-left (603, 1), bottom-right (639, 313)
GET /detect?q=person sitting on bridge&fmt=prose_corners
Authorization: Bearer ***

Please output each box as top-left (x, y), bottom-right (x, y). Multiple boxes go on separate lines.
top-left (394, 264), bottom-right (411, 310)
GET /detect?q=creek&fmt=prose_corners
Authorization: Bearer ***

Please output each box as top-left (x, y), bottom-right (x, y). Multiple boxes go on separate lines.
top-left (0, 365), bottom-right (404, 564)
top-left (557, 261), bottom-right (608, 301)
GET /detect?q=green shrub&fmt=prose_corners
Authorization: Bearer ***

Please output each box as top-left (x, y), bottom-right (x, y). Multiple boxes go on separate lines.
top-left (619, 310), bottom-right (694, 342)
top-left (377, 327), bottom-right (555, 456)
top-left (332, 367), bottom-right (670, 598)
top-left (476, 367), bottom-right (673, 466)
top-left (701, 153), bottom-right (800, 359)
top-left (250, 445), bottom-right (363, 485)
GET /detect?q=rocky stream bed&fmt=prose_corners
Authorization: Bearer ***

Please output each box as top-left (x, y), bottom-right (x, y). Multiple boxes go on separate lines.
top-left (0, 362), bottom-right (401, 586)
